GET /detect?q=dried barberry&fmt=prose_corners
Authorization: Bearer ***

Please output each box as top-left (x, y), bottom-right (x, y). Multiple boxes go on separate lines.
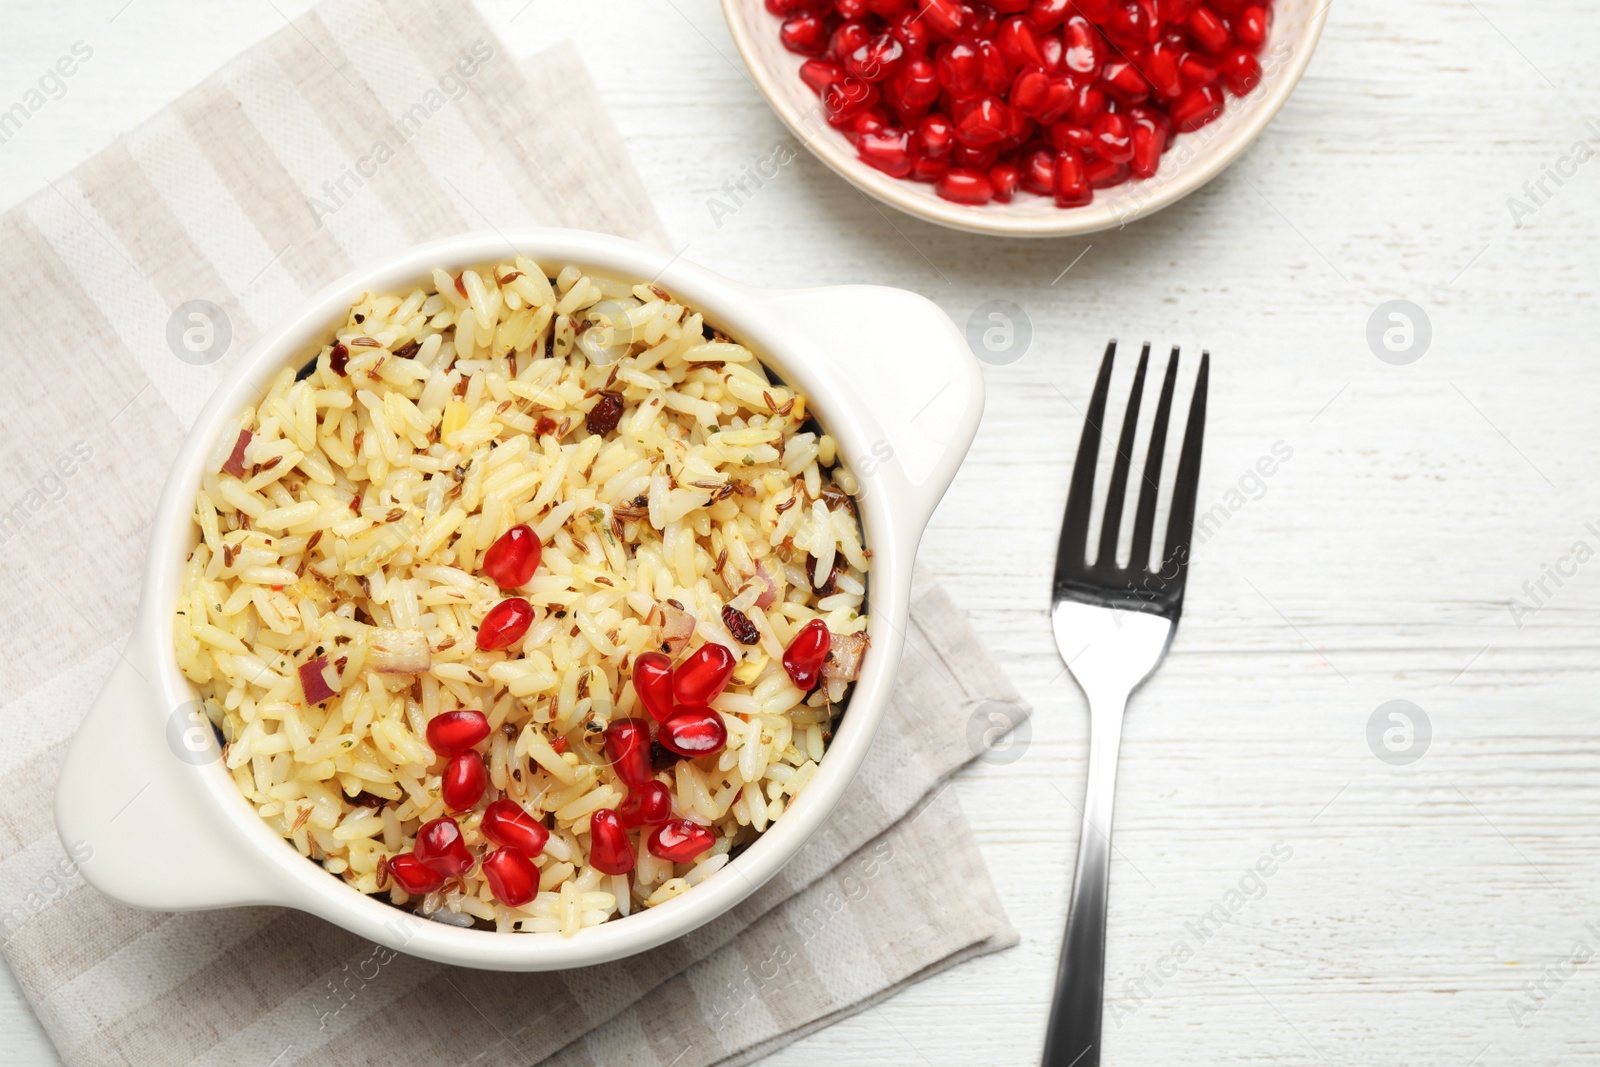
top-left (722, 605), bottom-right (760, 645)
top-left (586, 392), bottom-right (624, 436)
top-left (807, 554), bottom-right (843, 595)
top-left (651, 739), bottom-right (683, 772)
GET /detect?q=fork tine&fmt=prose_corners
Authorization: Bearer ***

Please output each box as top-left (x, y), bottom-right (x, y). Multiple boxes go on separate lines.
top-left (1129, 347), bottom-right (1180, 571)
top-left (1161, 351), bottom-right (1210, 589)
top-left (1055, 341), bottom-right (1116, 584)
top-left (1095, 343), bottom-right (1150, 570)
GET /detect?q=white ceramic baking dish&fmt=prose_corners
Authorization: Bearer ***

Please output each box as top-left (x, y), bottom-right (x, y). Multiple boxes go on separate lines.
top-left (54, 229), bottom-right (983, 971)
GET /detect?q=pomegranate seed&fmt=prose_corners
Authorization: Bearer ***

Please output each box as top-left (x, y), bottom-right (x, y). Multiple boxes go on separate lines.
top-left (1142, 42), bottom-right (1185, 99)
top-left (1219, 48), bottom-right (1262, 95)
top-left (911, 154), bottom-right (953, 182)
top-left (388, 852), bottom-right (445, 895)
top-left (848, 106), bottom-right (893, 142)
top-left (1009, 67), bottom-right (1050, 116)
top-left (1125, 102), bottom-right (1174, 138)
top-left (604, 718), bottom-right (654, 790)
top-left (481, 847), bottom-right (538, 906)
top-left (1092, 112), bottom-right (1135, 164)
top-left (996, 17), bottom-right (1046, 68)
top-left (1030, 32), bottom-right (1059, 70)
top-left (974, 39), bottom-right (1013, 94)
top-left (1049, 120), bottom-right (1095, 151)
top-left (916, 112), bottom-right (958, 159)
top-left (1087, 156), bottom-right (1132, 188)
top-left (426, 709), bottom-right (490, 759)
top-left (991, 0), bottom-right (1031, 11)
top-left (1020, 144), bottom-right (1057, 194)
top-left (936, 38), bottom-right (986, 98)
top-left (1103, 0), bottom-right (1158, 48)
top-left (414, 816), bottom-right (474, 877)
top-left (442, 750), bottom-right (487, 810)
top-left (829, 20), bottom-right (873, 61)
top-left (918, 0), bottom-right (967, 37)
top-left (587, 808), bottom-right (636, 875)
top-left (858, 127), bottom-right (917, 177)
top-left (1075, 0), bottom-right (1117, 18)
top-left (846, 32), bottom-right (907, 81)
top-left (1026, 0), bottom-right (1072, 30)
top-left (800, 59), bottom-right (845, 94)
top-left (618, 780), bottom-right (674, 829)
top-left (1187, 5), bottom-right (1231, 53)
top-left (780, 13), bottom-right (831, 55)
top-left (783, 620), bottom-right (832, 690)
top-left (837, 0), bottom-right (870, 16)
top-left (477, 597), bottom-right (532, 650)
top-left (632, 651), bottom-right (676, 723)
top-left (1130, 121), bottom-right (1167, 177)
top-left (937, 168), bottom-right (995, 204)
top-left (659, 706), bottom-right (729, 758)
top-left (1100, 59), bottom-right (1151, 104)
top-left (672, 643), bottom-right (736, 706)
top-left (954, 140), bottom-right (1002, 169)
top-left (1053, 147), bottom-right (1093, 206)
top-left (823, 79), bottom-right (881, 125)
top-left (648, 819), bottom-right (717, 864)
top-left (1180, 52), bottom-right (1220, 86)
top-left (1170, 83), bottom-right (1224, 131)
top-left (965, 1), bottom-right (1000, 37)
top-left (1235, 3), bottom-right (1269, 51)
top-left (1011, 69), bottom-right (1076, 123)
top-left (1062, 15), bottom-right (1104, 75)
top-left (953, 95), bottom-right (1013, 146)
top-left (482, 798), bottom-right (550, 857)
top-left (868, 0), bottom-right (914, 13)
top-left (990, 161), bottom-right (1022, 200)
top-left (1069, 82), bottom-right (1107, 125)
top-left (890, 10), bottom-right (934, 56)
top-left (481, 524), bottom-right (542, 588)
top-left (887, 57), bottom-right (941, 119)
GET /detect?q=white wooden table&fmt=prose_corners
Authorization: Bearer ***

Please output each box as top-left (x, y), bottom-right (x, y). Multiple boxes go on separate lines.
top-left (6, 1), bottom-right (1599, 1063)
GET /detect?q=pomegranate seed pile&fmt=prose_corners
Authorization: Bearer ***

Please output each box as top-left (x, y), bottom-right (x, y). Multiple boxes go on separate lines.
top-left (767, 0), bottom-right (1274, 208)
top-left (176, 258), bottom-right (869, 934)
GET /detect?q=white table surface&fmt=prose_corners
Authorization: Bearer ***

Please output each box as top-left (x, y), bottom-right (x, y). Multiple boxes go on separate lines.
top-left (6, 1), bottom-right (1600, 1063)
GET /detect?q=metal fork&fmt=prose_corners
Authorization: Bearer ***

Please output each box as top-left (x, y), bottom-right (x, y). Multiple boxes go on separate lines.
top-left (1040, 341), bottom-right (1209, 1067)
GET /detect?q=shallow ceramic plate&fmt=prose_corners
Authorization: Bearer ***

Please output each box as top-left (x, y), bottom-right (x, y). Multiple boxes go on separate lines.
top-left (721, 0), bottom-right (1329, 237)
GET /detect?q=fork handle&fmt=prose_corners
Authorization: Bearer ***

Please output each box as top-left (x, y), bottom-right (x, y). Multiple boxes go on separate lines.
top-left (1041, 700), bottom-right (1127, 1067)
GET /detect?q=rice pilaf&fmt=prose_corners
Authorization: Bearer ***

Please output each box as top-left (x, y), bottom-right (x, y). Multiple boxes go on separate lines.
top-left (174, 257), bottom-right (869, 933)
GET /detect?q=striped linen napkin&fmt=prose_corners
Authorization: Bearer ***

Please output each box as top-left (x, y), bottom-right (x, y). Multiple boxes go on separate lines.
top-left (0, 1), bottom-right (1028, 1063)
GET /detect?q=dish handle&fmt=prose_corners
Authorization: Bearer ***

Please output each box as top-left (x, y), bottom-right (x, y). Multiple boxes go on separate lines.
top-left (756, 285), bottom-right (985, 550)
top-left (55, 635), bottom-right (276, 911)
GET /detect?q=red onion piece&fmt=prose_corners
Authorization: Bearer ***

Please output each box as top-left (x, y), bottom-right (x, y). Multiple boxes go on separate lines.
top-left (222, 429), bottom-right (251, 477)
top-left (298, 655), bottom-right (337, 705)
